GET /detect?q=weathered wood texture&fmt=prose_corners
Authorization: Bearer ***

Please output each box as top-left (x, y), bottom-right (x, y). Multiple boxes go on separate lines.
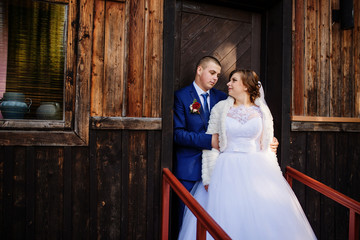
top-left (0, 130), bottom-right (162, 239)
top-left (175, 0), bottom-right (260, 93)
top-left (292, 0), bottom-right (360, 118)
top-left (288, 131), bottom-right (360, 240)
top-left (90, 0), bottom-right (163, 117)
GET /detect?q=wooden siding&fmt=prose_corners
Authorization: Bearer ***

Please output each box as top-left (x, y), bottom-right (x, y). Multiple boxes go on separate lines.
top-left (0, 130), bottom-right (162, 239)
top-left (289, 131), bottom-right (360, 239)
top-left (175, 1), bottom-right (261, 93)
top-left (90, 0), bottom-right (163, 118)
top-left (292, 0), bottom-right (360, 118)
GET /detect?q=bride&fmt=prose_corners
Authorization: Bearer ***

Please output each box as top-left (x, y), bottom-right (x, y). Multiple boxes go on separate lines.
top-left (178, 69), bottom-right (317, 239)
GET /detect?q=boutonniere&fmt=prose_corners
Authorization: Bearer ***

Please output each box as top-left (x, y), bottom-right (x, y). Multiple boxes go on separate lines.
top-left (189, 99), bottom-right (201, 114)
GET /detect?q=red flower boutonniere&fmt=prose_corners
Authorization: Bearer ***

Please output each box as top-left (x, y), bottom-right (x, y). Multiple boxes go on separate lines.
top-left (189, 99), bottom-right (201, 114)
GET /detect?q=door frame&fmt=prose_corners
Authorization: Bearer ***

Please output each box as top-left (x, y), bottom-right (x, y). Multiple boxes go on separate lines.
top-left (162, 0), bottom-right (292, 172)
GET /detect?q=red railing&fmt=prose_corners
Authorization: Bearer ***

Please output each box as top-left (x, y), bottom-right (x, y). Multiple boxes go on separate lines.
top-left (285, 166), bottom-right (360, 240)
top-left (161, 168), bottom-right (231, 240)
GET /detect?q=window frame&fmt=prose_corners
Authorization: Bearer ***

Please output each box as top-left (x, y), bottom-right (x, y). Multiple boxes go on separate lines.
top-left (0, 0), bottom-right (91, 146)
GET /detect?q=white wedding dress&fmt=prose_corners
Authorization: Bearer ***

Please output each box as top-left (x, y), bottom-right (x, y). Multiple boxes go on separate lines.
top-left (178, 105), bottom-right (317, 240)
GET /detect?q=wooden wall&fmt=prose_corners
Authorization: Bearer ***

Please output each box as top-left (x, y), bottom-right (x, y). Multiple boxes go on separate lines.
top-left (91, 0), bottom-right (163, 118)
top-left (0, 0), bottom-right (165, 239)
top-left (289, 131), bottom-right (360, 239)
top-left (292, 0), bottom-right (360, 117)
top-left (289, 0), bottom-right (360, 239)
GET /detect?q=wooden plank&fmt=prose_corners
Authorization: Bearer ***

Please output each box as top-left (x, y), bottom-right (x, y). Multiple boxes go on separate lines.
top-left (104, 1), bottom-right (126, 116)
top-left (90, 0), bottom-right (105, 116)
top-left (347, 133), bottom-right (360, 202)
top-left (334, 133), bottom-right (350, 239)
top-left (355, 0), bottom-right (360, 118)
top-left (89, 131), bottom-right (97, 240)
top-left (95, 131), bottom-right (122, 238)
top-left (127, 131), bottom-right (147, 239)
top-left (318, 0), bottom-right (330, 116)
top-left (71, 147), bottom-right (89, 239)
top-left (251, 13), bottom-right (261, 74)
top-left (63, 147), bottom-right (72, 239)
top-left (210, 23), bottom-right (252, 63)
top-left (281, 0), bottom-right (293, 173)
top-left (25, 147), bottom-right (35, 239)
top-left (127, 0), bottom-right (146, 117)
top-left (341, 29), bottom-right (353, 117)
top-left (120, 130), bottom-right (129, 239)
top-left (3, 147), bottom-right (14, 239)
top-left (65, 0), bottom-right (78, 126)
top-left (0, 120), bottom-right (66, 129)
top-left (304, 0), bottom-right (318, 116)
top-left (153, 131), bottom-right (162, 239)
top-left (305, 132), bottom-right (321, 237)
top-left (291, 115), bottom-right (360, 122)
top-left (174, 0), bottom-right (182, 91)
top-left (162, 0), bottom-right (176, 173)
top-left (75, 0), bottom-right (94, 144)
top-left (182, 0), bottom-right (252, 22)
top-left (320, 133), bottom-right (335, 239)
top-left (0, 131), bottom-right (86, 146)
top-left (0, 147), bottom-right (4, 236)
top-left (291, 0), bottom-right (295, 115)
top-left (34, 148), bottom-right (64, 239)
top-left (180, 18), bottom-right (241, 77)
top-left (143, 0), bottom-right (163, 117)
top-left (42, 0), bottom-right (69, 3)
top-left (12, 147), bottom-right (26, 239)
top-left (180, 14), bottom-right (215, 50)
top-left (291, 121), bottom-right (360, 132)
top-left (91, 117), bottom-right (161, 130)
top-left (330, 0), bottom-right (341, 117)
top-left (146, 131), bottom-right (155, 239)
top-left (288, 132), bottom-right (307, 208)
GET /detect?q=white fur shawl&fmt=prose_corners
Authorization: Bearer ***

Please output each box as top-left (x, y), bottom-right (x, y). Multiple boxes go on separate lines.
top-left (201, 96), bottom-right (274, 185)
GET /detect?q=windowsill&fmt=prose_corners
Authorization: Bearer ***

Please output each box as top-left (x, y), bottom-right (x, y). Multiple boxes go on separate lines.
top-left (291, 116), bottom-right (360, 132)
top-left (0, 119), bottom-right (68, 130)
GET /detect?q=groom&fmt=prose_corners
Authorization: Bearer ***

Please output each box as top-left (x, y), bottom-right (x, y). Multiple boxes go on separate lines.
top-left (173, 56), bottom-right (226, 230)
top-left (174, 56), bottom-right (226, 194)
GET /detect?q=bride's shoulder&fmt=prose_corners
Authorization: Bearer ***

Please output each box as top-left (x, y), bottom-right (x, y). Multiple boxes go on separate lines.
top-left (213, 96), bottom-right (234, 109)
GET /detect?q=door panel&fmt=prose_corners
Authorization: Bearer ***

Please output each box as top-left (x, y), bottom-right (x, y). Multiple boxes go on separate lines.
top-left (175, 0), bottom-right (261, 93)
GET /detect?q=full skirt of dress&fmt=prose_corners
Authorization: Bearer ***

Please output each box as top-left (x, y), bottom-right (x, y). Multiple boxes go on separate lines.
top-left (178, 151), bottom-right (317, 240)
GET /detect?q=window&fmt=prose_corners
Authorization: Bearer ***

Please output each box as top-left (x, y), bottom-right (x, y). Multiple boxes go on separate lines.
top-left (0, 0), bottom-right (91, 145)
top-left (1, 0), bottom-right (66, 120)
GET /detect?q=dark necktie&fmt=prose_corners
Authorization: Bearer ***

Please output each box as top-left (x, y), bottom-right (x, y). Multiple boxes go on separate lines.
top-left (201, 93), bottom-right (210, 122)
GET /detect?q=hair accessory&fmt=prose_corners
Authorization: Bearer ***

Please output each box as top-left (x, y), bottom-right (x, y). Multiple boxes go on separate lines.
top-left (257, 81), bottom-right (261, 88)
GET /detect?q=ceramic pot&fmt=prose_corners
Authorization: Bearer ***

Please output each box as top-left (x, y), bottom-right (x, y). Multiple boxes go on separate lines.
top-left (36, 102), bottom-right (61, 120)
top-left (0, 92), bottom-right (32, 119)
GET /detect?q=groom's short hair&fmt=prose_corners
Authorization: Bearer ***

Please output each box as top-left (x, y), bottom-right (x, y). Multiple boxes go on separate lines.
top-left (196, 56), bottom-right (221, 72)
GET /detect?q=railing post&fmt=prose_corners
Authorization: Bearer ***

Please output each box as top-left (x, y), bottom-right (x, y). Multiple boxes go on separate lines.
top-left (196, 219), bottom-right (207, 240)
top-left (349, 209), bottom-right (360, 240)
top-left (161, 175), bottom-right (170, 240)
top-left (285, 171), bottom-right (293, 188)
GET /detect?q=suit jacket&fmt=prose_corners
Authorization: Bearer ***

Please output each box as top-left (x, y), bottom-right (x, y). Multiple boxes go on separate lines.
top-left (173, 83), bottom-right (227, 181)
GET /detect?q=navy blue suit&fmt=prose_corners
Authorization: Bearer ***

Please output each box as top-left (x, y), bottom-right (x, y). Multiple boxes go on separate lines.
top-left (173, 83), bottom-right (226, 232)
top-left (174, 84), bottom-right (227, 184)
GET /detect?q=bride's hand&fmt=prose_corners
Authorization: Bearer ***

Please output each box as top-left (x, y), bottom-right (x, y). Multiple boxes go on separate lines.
top-left (270, 137), bottom-right (279, 153)
top-left (204, 185), bottom-right (209, 191)
top-left (211, 134), bottom-right (219, 150)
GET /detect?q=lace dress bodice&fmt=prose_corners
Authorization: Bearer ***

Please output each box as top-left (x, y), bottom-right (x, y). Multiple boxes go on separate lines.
top-left (225, 105), bottom-right (262, 153)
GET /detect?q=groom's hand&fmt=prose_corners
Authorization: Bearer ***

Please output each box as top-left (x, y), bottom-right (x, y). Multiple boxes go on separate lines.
top-left (211, 134), bottom-right (219, 150)
top-left (270, 137), bottom-right (279, 154)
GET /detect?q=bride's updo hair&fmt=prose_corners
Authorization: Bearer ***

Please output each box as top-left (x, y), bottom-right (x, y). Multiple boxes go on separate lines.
top-left (229, 69), bottom-right (261, 103)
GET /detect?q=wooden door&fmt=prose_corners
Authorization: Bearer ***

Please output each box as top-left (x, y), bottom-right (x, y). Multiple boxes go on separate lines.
top-left (174, 0), bottom-right (262, 92)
